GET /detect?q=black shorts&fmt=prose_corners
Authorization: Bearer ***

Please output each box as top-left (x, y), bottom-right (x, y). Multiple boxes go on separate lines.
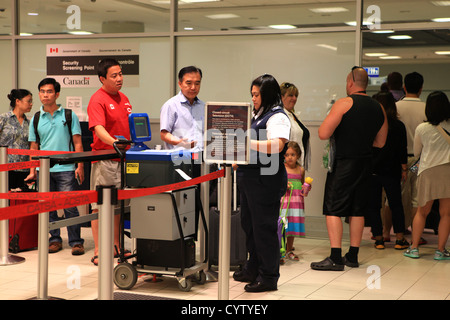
top-left (323, 158), bottom-right (372, 217)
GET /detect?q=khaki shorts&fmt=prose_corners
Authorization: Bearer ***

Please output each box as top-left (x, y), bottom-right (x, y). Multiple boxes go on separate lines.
top-left (90, 160), bottom-right (128, 210)
top-left (417, 163), bottom-right (450, 207)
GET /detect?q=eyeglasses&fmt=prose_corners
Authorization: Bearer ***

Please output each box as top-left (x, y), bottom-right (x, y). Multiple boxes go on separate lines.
top-left (351, 66), bottom-right (363, 82)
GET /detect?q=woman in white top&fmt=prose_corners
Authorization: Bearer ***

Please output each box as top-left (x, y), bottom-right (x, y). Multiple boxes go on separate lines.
top-left (404, 91), bottom-right (450, 260)
top-left (280, 82), bottom-right (310, 171)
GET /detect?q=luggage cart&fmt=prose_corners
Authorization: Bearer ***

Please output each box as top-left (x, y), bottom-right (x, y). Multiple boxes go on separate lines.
top-left (113, 184), bottom-right (209, 292)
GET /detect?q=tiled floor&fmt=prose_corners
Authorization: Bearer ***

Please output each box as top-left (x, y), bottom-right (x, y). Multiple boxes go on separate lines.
top-left (0, 226), bottom-right (448, 301)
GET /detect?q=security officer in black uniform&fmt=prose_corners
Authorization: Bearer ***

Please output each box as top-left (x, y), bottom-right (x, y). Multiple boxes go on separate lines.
top-left (233, 74), bottom-right (291, 293)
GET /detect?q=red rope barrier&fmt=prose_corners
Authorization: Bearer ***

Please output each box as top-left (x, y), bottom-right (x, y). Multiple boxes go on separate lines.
top-left (0, 149), bottom-right (76, 172)
top-left (0, 191), bottom-right (97, 222)
top-left (0, 169), bottom-right (226, 222)
top-left (0, 190), bottom-right (94, 201)
top-left (118, 168), bottom-right (225, 200)
top-left (0, 160), bottom-right (40, 172)
top-left (7, 149), bottom-right (74, 156)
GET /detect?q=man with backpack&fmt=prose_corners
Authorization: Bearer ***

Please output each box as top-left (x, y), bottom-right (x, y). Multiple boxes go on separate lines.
top-left (27, 77), bottom-right (85, 256)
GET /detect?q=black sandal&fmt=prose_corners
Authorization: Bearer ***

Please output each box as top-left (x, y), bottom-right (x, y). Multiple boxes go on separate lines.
top-left (114, 249), bottom-right (131, 258)
top-left (91, 255), bottom-right (98, 266)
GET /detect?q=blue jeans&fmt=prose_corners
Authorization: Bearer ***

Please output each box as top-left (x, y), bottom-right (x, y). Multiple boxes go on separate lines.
top-left (38, 171), bottom-right (84, 247)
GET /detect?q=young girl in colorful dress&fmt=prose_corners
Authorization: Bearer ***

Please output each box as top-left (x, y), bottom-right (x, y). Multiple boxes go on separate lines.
top-left (280, 141), bottom-right (307, 262)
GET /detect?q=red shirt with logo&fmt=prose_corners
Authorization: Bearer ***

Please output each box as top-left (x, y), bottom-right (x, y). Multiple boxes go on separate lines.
top-left (88, 88), bottom-right (132, 151)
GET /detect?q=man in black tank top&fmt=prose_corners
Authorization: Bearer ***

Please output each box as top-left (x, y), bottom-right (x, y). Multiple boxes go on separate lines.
top-left (311, 67), bottom-right (388, 271)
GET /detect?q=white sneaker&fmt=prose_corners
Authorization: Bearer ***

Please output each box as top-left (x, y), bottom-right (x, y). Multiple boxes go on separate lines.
top-left (434, 249), bottom-right (450, 261)
top-left (404, 246), bottom-right (419, 259)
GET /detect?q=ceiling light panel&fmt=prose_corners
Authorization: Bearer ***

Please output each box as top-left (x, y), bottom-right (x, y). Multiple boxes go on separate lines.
top-left (388, 35), bottom-right (412, 40)
top-left (269, 24), bottom-right (296, 30)
top-left (365, 53), bottom-right (388, 57)
top-left (309, 7), bottom-right (349, 13)
top-left (379, 56), bottom-right (402, 59)
top-left (345, 21), bottom-right (376, 26)
top-left (431, 1), bottom-right (450, 6)
top-left (371, 30), bottom-right (394, 34)
top-left (432, 17), bottom-right (450, 22)
top-left (206, 13), bottom-right (239, 19)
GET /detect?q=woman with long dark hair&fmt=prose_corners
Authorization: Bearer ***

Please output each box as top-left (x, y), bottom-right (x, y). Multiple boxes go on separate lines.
top-left (369, 91), bottom-right (408, 250)
top-left (0, 89), bottom-right (33, 189)
top-left (233, 74), bottom-right (290, 292)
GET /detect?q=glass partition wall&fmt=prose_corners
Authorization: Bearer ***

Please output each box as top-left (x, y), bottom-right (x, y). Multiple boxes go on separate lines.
top-left (0, 0), bottom-right (449, 223)
top-left (1, 0), bottom-right (446, 117)
top-left (2, 0), bottom-right (362, 118)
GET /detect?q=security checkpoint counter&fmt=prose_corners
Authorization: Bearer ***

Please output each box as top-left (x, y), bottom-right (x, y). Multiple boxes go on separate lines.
top-left (125, 148), bottom-right (197, 188)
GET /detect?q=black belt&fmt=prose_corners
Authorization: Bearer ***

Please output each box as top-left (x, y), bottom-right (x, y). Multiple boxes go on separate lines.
top-left (407, 154), bottom-right (414, 157)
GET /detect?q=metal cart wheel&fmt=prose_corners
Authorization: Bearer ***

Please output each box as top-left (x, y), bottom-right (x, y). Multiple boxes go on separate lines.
top-left (177, 277), bottom-right (193, 292)
top-left (113, 262), bottom-right (138, 290)
top-left (194, 271), bottom-right (207, 285)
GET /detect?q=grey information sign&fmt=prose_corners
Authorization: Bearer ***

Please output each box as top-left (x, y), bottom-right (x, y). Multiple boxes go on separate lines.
top-left (204, 102), bottom-right (251, 165)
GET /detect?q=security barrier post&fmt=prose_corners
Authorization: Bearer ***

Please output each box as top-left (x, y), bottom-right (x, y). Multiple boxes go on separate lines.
top-left (37, 156), bottom-right (51, 299)
top-left (97, 185), bottom-right (115, 300)
top-left (0, 146), bottom-right (25, 265)
top-left (218, 164), bottom-right (232, 300)
top-left (199, 162), bottom-right (209, 263)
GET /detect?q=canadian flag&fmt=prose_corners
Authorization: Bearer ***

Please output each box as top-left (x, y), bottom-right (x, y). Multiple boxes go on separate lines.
top-left (50, 48), bottom-right (58, 53)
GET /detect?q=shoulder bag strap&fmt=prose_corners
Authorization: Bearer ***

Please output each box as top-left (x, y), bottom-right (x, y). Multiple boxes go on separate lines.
top-left (437, 125), bottom-right (450, 145)
top-left (64, 108), bottom-right (74, 150)
top-left (33, 111), bottom-right (41, 148)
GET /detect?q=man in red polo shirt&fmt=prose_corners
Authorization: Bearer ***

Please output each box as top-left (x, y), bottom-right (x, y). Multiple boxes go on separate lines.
top-left (87, 58), bottom-right (132, 265)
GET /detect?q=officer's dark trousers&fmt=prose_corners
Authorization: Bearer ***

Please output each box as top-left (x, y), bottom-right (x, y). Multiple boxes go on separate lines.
top-left (237, 172), bottom-right (283, 287)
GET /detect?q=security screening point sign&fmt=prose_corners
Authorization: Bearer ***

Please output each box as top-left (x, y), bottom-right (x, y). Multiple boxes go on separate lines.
top-left (204, 102), bottom-right (251, 165)
top-left (46, 43), bottom-right (139, 88)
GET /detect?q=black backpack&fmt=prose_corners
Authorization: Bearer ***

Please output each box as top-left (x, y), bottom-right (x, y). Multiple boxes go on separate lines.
top-left (33, 108), bottom-right (74, 150)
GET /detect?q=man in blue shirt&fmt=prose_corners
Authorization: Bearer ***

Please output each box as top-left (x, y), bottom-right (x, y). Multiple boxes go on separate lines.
top-left (27, 78), bottom-right (85, 256)
top-left (160, 66), bottom-right (204, 151)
